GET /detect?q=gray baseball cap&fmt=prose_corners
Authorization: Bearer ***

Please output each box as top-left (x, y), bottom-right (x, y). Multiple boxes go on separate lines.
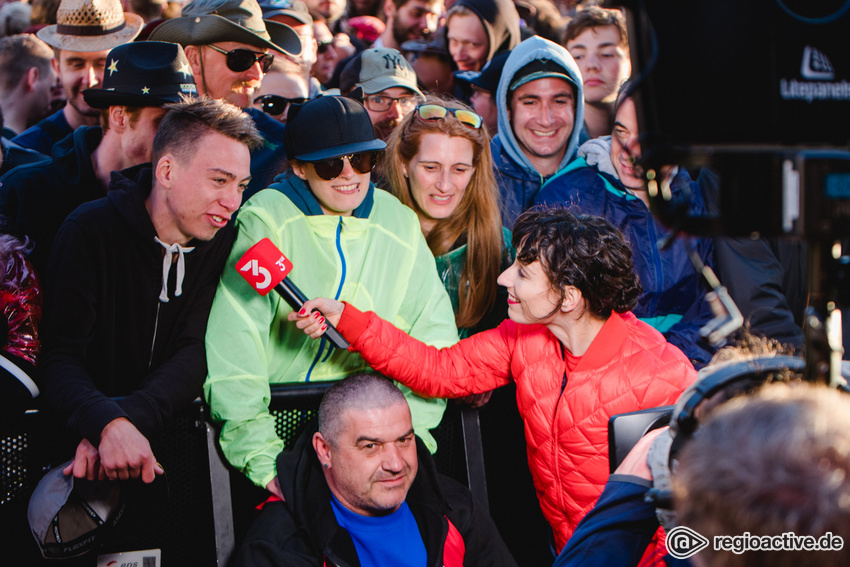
top-left (340, 47), bottom-right (423, 97)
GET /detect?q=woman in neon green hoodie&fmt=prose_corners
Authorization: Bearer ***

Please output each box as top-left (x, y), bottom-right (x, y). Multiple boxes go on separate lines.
top-left (203, 95), bottom-right (458, 497)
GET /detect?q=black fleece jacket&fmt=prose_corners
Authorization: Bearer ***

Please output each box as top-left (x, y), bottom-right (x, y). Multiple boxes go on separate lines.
top-left (234, 424), bottom-right (519, 567)
top-left (0, 126), bottom-right (104, 276)
top-left (40, 164), bottom-right (234, 445)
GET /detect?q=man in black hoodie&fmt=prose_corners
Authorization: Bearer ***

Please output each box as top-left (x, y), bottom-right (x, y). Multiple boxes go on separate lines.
top-left (445, 0), bottom-right (520, 72)
top-left (40, 98), bottom-right (261, 485)
top-left (234, 373), bottom-right (518, 567)
top-left (0, 41), bottom-right (197, 276)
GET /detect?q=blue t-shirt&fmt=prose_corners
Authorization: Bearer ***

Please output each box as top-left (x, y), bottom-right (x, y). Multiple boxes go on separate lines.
top-left (330, 495), bottom-right (427, 567)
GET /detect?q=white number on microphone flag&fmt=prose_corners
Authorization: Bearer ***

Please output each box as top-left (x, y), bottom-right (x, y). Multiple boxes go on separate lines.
top-left (240, 259), bottom-right (272, 290)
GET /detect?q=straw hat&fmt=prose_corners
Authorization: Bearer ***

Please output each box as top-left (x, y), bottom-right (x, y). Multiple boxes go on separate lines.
top-left (36, 0), bottom-right (143, 52)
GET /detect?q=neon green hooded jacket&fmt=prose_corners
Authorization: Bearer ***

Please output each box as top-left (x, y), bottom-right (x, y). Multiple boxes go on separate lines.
top-left (204, 174), bottom-right (459, 489)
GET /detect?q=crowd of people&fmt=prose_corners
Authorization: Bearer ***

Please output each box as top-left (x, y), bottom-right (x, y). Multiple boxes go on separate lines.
top-left (0, 0), bottom-right (844, 564)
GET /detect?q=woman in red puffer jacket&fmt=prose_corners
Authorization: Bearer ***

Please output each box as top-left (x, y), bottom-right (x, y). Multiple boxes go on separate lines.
top-left (290, 208), bottom-right (697, 554)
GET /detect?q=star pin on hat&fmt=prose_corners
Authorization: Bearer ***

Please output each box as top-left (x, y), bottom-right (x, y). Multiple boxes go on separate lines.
top-left (36, 0), bottom-right (143, 52)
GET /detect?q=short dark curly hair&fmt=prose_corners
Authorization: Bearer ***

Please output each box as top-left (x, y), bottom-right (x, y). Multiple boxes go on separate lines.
top-left (512, 208), bottom-right (641, 319)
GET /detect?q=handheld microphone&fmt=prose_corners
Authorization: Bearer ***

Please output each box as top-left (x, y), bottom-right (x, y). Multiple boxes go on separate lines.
top-left (236, 238), bottom-right (350, 350)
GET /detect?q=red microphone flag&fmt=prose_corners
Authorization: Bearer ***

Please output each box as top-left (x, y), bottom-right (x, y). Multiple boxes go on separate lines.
top-left (235, 238), bottom-right (294, 296)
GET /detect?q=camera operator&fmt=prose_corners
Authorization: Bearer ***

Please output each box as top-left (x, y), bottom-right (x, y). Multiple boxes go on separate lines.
top-left (554, 345), bottom-right (850, 567)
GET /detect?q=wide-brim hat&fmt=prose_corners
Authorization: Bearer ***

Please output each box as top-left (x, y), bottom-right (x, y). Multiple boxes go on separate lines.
top-left (285, 95), bottom-right (386, 161)
top-left (83, 41), bottom-right (198, 109)
top-left (148, 0), bottom-right (301, 57)
top-left (36, 0), bottom-right (143, 52)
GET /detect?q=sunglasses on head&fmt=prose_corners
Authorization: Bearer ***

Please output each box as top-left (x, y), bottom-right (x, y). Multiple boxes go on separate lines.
top-left (207, 44), bottom-right (274, 73)
top-left (308, 152), bottom-right (379, 181)
top-left (254, 94), bottom-right (308, 116)
top-left (416, 104), bottom-right (482, 129)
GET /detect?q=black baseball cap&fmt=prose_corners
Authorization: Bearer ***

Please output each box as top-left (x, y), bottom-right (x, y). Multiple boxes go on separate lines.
top-left (284, 95), bottom-right (386, 161)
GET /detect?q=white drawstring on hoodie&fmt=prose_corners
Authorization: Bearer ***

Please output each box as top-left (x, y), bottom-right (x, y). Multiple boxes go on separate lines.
top-left (154, 236), bottom-right (195, 302)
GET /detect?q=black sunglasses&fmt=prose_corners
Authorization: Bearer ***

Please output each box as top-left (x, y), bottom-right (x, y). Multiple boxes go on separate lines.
top-left (316, 39), bottom-right (333, 54)
top-left (308, 152), bottom-right (379, 180)
top-left (207, 44), bottom-right (274, 73)
top-left (254, 94), bottom-right (308, 116)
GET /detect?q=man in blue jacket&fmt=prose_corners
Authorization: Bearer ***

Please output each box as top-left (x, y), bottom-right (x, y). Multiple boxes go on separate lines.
top-left (491, 35), bottom-right (584, 228)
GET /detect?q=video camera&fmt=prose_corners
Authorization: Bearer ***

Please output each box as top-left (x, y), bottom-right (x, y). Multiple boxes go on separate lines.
top-left (618, 0), bottom-right (850, 239)
top-left (613, 0), bottom-right (850, 384)
top-left (608, 355), bottom-right (850, 530)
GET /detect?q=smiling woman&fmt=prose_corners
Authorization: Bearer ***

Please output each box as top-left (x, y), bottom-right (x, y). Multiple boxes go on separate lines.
top-left (289, 207), bottom-right (698, 555)
top-left (203, 94), bottom-right (460, 500)
top-left (385, 96), bottom-right (512, 337)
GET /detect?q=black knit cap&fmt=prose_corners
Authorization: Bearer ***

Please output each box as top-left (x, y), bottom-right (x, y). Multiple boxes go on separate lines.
top-left (83, 41), bottom-right (197, 109)
top-left (284, 95), bottom-right (386, 161)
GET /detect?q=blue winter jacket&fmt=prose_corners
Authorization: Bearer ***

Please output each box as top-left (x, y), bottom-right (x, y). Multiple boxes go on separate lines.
top-left (492, 36), bottom-right (584, 228)
top-left (535, 139), bottom-right (715, 366)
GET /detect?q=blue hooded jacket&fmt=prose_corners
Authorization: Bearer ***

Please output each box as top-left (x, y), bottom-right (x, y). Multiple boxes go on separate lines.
top-left (536, 137), bottom-right (716, 367)
top-left (492, 36), bottom-right (584, 228)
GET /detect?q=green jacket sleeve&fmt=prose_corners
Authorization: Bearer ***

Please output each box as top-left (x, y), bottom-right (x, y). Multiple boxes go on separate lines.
top-left (205, 202), bottom-right (287, 489)
top-left (393, 218), bottom-right (459, 453)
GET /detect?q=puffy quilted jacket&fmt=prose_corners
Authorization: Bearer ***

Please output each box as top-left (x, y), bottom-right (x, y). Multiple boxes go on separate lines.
top-left (336, 304), bottom-right (696, 551)
top-left (536, 148), bottom-right (716, 367)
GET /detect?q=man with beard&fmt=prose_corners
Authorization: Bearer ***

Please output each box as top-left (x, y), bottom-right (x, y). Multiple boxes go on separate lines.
top-left (233, 374), bottom-right (518, 567)
top-left (373, 0), bottom-right (443, 51)
top-left (340, 47), bottom-right (423, 141)
top-left (149, 0), bottom-right (303, 199)
top-left (12, 0), bottom-right (143, 154)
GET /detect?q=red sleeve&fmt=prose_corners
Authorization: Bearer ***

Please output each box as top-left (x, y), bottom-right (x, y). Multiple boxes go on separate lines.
top-left (337, 303), bottom-right (516, 398)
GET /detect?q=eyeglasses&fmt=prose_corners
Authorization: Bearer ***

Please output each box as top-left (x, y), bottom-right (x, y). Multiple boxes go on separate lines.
top-left (207, 44), bottom-right (274, 73)
top-left (416, 104), bottom-right (482, 129)
top-left (316, 39), bottom-right (334, 54)
top-left (363, 93), bottom-right (421, 113)
top-left (254, 94), bottom-right (308, 116)
top-left (309, 152), bottom-right (380, 180)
